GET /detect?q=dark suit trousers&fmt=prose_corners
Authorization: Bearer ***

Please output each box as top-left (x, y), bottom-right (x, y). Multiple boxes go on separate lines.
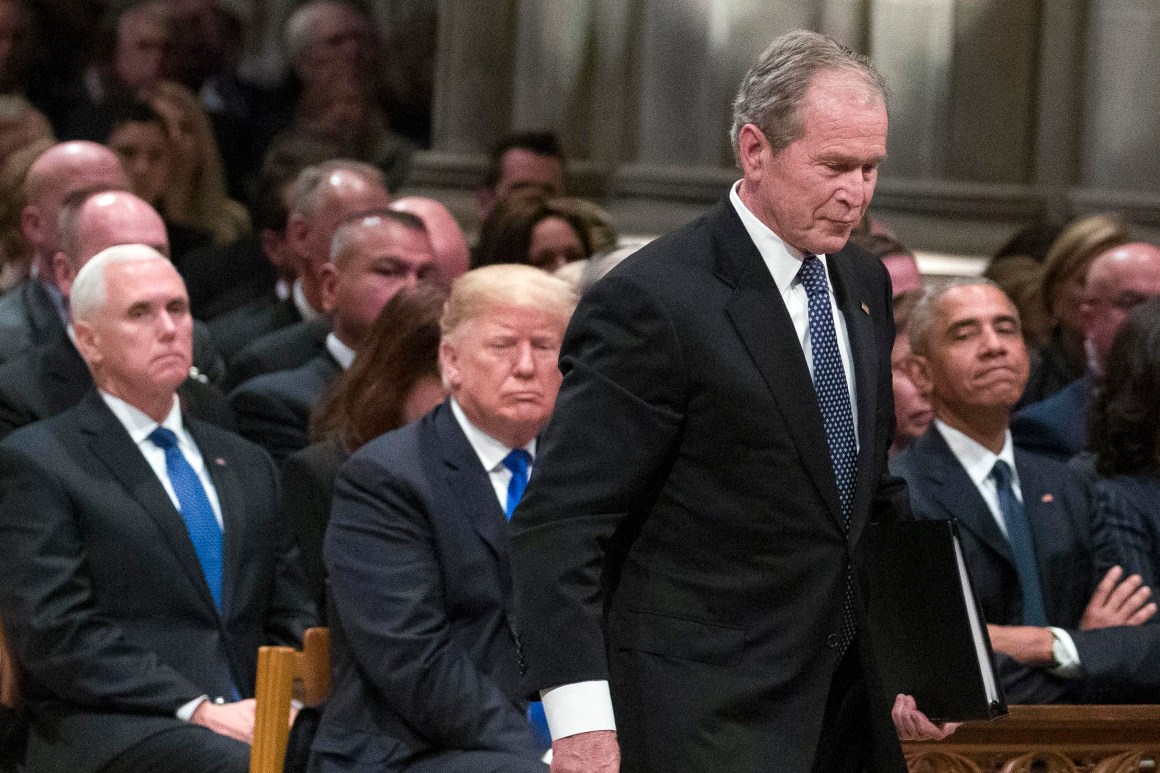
top-left (811, 640), bottom-right (904, 773)
top-left (98, 724), bottom-right (250, 773)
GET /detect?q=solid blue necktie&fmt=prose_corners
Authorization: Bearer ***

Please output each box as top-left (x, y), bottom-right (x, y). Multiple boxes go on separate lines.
top-left (798, 255), bottom-right (859, 655)
top-left (149, 427), bottom-right (224, 611)
top-left (503, 448), bottom-right (532, 521)
top-left (991, 460), bottom-right (1048, 626)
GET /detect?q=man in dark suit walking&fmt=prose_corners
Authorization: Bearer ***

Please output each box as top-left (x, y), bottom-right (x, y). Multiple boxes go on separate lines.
top-left (510, 30), bottom-right (946, 773)
top-left (310, 265), bottom-right (577, 771)
top-left (0, 245), bottom-right (316, 773)
top-left (894, 279), bottom-right (1160, 704)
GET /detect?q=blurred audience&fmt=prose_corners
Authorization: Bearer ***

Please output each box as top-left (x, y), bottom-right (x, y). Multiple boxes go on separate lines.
top-left (851, 231), bottom-right (922, 297)
top-left (0, 134), bottom-right (51, 291)
top-left (229, 209), bottom-right (438, 462)
top-left (889, 290), bottom-right (930, 456)
top-left (1090, 297), bottom-right (1160, 593)
top-left (283, 281), bottom-right (447, 614)
top-left (1013, 242), bottom-right (1160, 461)
top-left (390, 195), bottom-right (471, 283)
top-left (1022, 213), bottom-right (1130, 407)
top-left (984, 219), bottom-right (1067, 346)
top-left (475, 189), bottom-right (592, 272)
top-left (312, 264), bottom-right (577, 770)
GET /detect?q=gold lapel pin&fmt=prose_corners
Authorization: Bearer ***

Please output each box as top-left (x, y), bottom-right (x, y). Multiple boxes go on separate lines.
top-left (860, 302), bottom-right (870, 315)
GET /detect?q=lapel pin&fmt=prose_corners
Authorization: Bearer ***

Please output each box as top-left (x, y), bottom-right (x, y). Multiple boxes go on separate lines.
top-left (1041, 493), bottom-right (1054, 503)
top-left (215, 458), bottom-right (226, 466)
top-left (860, 302), bottom-right (870, 315)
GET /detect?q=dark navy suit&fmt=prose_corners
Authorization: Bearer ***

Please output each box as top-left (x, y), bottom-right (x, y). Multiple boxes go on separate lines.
top-left (1011, 375), bottom-right (1091, 461)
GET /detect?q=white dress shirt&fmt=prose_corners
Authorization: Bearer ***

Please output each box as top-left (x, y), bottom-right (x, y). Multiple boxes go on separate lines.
top-left (325, 332), bottom-right (357, 370)
top-left (292, 278), bottom-right (323, 322)
top-left (540, 182), bottom-right (865, 742)
top-left (449, 399), bottom-right (536, 511)
top-left (99, 391), bottom-right (229, 718)
top-left (933, 420), bottom-right (1081, 675)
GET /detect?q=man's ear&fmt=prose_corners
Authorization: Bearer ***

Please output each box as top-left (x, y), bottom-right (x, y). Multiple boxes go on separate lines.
top-left (736, 124), bottom-right (770, 181)
top-left (259, 228), bottom-right (293, 275)
top-left (476, 187), bottom-right (495, 221)
top-left (438, 338), bottom-right (460, 391)
top-left (907, 355), bottom-right (934, 396)
top-left (285, 213), bottom-right (310, 267)
top-left (52, 252), bottom-right (76, 297)
top-left (72, 319), bottom-right (102, 371)
top-left (20, 204), bottom-right (43, 246)
top-left (319, 262), bottom-right (338, 314)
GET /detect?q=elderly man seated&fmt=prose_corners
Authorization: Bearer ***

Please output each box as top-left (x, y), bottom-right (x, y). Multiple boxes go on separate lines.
top-left (893, 279), bottom-right (1160, 703)
top-left (0, 246), bottom-right (315, 773)
top-left (310, 264), bottom-right (577, 772)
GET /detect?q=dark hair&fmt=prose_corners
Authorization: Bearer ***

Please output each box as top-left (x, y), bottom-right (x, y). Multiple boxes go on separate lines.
top-left (310, 281), bottom-right (446, 451)
top-left (1090, 297), bottom-right (1160, 476)
top-left (482, 131), bottom-right (564, 190)
top-left (101, 98), bottom-right (166, 141)
top-left (849, 232), bottom-right (913, 261)
top-left (252, 133), bottom-right (345, 232)
top-left (473, 189), bottom-right (591, 270)
top-left (993, 219), bottom-right (1068, 264)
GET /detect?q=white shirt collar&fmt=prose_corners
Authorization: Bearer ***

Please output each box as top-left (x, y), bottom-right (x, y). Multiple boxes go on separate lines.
top-left (449, 398), bottom-right (536, 472)
top-left (326, 332), bottom-right (356, 370)
top-left (100, 391), bottom-right (184, 446)
top-left (728, 180), bottom-right (827, 296)
top-left (934, 418), bottom-right (1019, 490)
top-left (292, 278), bottom-right (323, 322)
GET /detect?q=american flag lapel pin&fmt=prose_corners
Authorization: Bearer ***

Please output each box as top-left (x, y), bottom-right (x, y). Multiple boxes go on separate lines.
top-left (860, 302), bottom-right (870, 315)
top-left (215, 458), bottom-right (226, 466)
top-left (1041, 493), bottom-right (1054, 503)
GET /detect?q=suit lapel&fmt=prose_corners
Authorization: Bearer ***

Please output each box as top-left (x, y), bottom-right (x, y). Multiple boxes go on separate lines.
top-left (42, 332), bottom-right (92, 415)
top-left (918, 429), bottom-right (1016, 568)
top-left (431, 405), bottom-right (512, 587)
top-left (714, 203), bottom-right (845, 527)
top-left (80, 392), bottom-right (220, 615)
top-left (190, 422), bottom-right (245, 618)
top-left (828, 251), bottom-right (878, 545)
top-left (25, 279), bottom-right (66, 343)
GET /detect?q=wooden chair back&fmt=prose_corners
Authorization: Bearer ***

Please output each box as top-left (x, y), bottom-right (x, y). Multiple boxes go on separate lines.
top-left (0, 614), bottom-right (18, 709)
top-left (249, 627), bottom-right (330, 773)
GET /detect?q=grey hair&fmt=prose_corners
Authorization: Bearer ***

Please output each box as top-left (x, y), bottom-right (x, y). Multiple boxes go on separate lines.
top-left (730, 30), bottom-right (887, 164)
top-left (908, 277), bottom-right (1010, 357)
top-left (70, 244), bottom-right (168, 323)
top-left (329, 208), bottom-right (427, 266)
top-left (283, 1), bottom-right (363, 69)
top-left (289, 159), bottom-right (385, 218)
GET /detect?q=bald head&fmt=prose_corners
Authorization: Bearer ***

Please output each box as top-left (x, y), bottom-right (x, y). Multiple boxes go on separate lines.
top-left (23, 142), bottom-right (129, 278)
top-left (1083, 242), bottom-right (1160, 367)
top-left (391, 197), bottom-right (470, 281)
top-left (54, 190), bottom-right (168, 300)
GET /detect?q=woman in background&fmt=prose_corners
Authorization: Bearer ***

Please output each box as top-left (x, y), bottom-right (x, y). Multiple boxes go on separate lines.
top-left (474, 188), bottom-right (593, 272)
top-left (281, 282), bottom-right (448, 615)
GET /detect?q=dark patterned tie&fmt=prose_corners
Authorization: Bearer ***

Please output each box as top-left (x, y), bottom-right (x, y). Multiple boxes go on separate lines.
top-left (798, 255), bottom-right (858, 656)
top-left (991, 460), bottom-right (1047, 626)
top-left (149, 427), bottom-right (224, 611)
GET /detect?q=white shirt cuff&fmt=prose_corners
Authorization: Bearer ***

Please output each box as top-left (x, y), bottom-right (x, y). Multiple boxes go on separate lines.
top-left (539, 680), bottom-right (617, 740)
top-left (1047, 627), bottom-right (1082, 678)
top-left (177, 695), bottom-right (209, 721)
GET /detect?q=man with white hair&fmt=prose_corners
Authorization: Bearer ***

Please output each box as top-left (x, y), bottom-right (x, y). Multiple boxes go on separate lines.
top-left (0, 246), bottom-right (315, 773)
top-left (310, 264), bottom-right (576, 772)
top-left (0, 189), bottom-right (233, 439)
top-left (0, 140), bottom-right (127, 363)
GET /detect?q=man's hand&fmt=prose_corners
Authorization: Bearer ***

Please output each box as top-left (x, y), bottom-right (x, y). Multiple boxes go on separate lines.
top-left (892, 694), bottom-right (959, 742)
top-left (986, 624), bottom-right (1055, 665)
top-left (190, 698), bottom-right (257, 744)
top-left (550, 729), bottom-right (619, 773)
top-left (1081, 566), bottom-right (1156, 630)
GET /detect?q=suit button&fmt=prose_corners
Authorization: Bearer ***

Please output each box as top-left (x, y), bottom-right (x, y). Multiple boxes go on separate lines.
top-left (826, 633), bottom-right (840, 649)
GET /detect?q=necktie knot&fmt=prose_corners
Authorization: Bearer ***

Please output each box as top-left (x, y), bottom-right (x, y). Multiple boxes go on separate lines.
top-left (503, 448), bottom-right (531, 477)
top-left (797, 254), bottom-right (827, 296)
top-left (149, 426), bottom-right (180, 451)
top-left (991, 459), bottom-right (1013, 489)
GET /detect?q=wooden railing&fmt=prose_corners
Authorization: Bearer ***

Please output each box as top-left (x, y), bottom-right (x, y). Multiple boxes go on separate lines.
top-left (903, 705), bottom-right (1160, 772)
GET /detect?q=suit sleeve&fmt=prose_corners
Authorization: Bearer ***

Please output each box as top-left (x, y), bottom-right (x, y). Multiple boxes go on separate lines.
top-left (279, 449), bottom-right (335, 615)
top-left (228, 384), bottom-right (308, 464)
top-left (324, 453), bottom-right (530, 748)
top-left (510, 273), bottom-right (689, 695)
top-left (869, 258), bottom-right (910, 525)
top-left (0, 445), bottom-right (204, 713)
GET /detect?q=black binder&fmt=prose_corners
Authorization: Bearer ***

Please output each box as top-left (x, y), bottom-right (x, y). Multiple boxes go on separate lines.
top-left (867, 519), bottom-right (1007, 723)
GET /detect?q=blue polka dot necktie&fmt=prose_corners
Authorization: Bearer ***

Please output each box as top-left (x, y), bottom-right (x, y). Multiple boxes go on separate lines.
top-left (149, 426), bottom-right (224, 611)
top-left (502, 448), bottom-right (532, 521)
top-left (991, 460), bottom-right (1047, 626)
top-left (798, 255), bottom-right (858, 655)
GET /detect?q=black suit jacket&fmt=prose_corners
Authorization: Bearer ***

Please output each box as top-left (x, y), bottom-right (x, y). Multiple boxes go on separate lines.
top-left (0, 391), bottom-right (316, 773)
top-left (210, 295), bottom-right (301, 361)
top-left (281, 438), bottom-right (349, 618)
top-left (182, 235), bottom-right (278, 322)
top-left (510, 199), bottom-right (908, 773)
top-left (1011, 375), bottom-right (1090, 461)
top-left (0, 328), bottom-right (236, 440)
top-left (894, 426), bottom-right (1160, 703)
top-left (310, 403), bottom-right (541, 770)
top-left (229, 350), bottom-right (342, 463)
top-left (0, 278), bottom-right (63, 364)
top-left (223, 317), bottom-right (331, 392)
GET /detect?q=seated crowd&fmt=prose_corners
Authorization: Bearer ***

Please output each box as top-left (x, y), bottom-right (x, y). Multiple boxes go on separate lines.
top-left (1, 3), bottom-right (1160, 773)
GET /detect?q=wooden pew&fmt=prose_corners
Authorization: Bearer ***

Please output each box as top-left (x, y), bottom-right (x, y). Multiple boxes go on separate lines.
top-left (902, 705), bottom-right (1160, 772)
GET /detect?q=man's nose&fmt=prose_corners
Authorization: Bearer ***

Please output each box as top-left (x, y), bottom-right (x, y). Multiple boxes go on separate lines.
top-left (835, 170), bottom-right (868, 209)
top-left (512, 342), bottom-right (536, 376)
